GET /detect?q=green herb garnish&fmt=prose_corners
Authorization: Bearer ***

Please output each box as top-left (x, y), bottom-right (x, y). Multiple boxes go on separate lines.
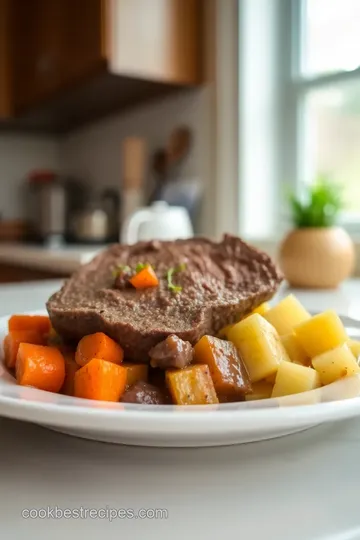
top-left (166, 263), bottom-right (186, 293)
top-left (112, 264), bottom-right (131, 278)
top-left (175, 262), bottom-right (186, 272)
top-left (135, 262), bottom-right (149, 273)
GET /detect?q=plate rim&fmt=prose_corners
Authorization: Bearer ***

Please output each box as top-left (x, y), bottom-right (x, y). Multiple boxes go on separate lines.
top-left (0, 311), bottom-right (360, 433)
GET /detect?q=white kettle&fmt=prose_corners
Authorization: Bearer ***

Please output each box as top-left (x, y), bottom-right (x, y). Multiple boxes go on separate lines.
top-left (121, 201), bottom-right (194, 244)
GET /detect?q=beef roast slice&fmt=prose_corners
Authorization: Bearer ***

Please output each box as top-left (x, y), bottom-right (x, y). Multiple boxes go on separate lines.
top-left (46, 235), bottom-right (283, 362)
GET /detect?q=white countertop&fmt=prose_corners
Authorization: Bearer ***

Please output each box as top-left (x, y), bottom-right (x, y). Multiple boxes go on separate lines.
top-left (0, 243), bottom-right (106, 273)
top-left (1, 280), bottom-right (360, 539)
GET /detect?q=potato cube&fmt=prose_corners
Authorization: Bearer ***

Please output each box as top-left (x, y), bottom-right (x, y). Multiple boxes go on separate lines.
top-left (348, 339), bottom-right (360, 360)
top-left (217, 324), bottom-right (235, 339)
top-left (271, 362), bottom-right (321, 398)
top-left (263, 294), bottom-right (310, 335)
top-left (265, 372), bottom-right (277, 384)
top-left (295, 310), bottom-right (347, 358)
top-left (228, 314), bottom-right (290, 382)
top-left (312, 344), bottom-right (360, 385)
top-left (281, 333), bottom-right (310, 366)
top-left (245, 381), bottom-right (273, 401)
top-left (252, 302), bottom-right (271, 316)
top-left (217, 303), bottom-right (270, 338)
top-left (166, 365), bottom-right (219, 405)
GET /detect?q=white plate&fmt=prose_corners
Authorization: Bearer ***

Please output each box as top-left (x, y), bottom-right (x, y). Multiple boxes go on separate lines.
top-left (1, 312), bottom-right (360, 447)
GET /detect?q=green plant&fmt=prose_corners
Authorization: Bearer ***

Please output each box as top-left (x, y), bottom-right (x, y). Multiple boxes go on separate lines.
top-left (289, 175), bottom-right (343, 228)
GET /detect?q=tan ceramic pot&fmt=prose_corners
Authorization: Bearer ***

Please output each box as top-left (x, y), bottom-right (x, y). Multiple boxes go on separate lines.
top-left (279, 227), bottom-right (355, 288)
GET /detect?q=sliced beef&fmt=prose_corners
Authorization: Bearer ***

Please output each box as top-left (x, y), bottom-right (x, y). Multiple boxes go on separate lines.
top-left (47, 234), bottom-right (283, 362)
top-left (121, 381), bottom-right (166, 405)
top-left (149, 335), bottom-right (193, 369)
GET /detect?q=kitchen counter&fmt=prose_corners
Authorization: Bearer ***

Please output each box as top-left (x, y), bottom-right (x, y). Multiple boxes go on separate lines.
top-left (1, 280), bottom-right (360, 539)
top-left (0, 243), bottom-right (107, 274)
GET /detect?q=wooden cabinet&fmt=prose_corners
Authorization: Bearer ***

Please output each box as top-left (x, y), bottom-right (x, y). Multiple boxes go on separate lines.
top-left (59, 0), bottom-right (107, 84)
top-left (10, 0), bottom-right (107, 112)
top-left (11, 0), bottom-right (64, 111)
top-left (0, 0), bottom-right (203, 131)
top-left (110, 0), bottom-right (202, 84)
top-left (0, 0), bottom-right (11, 117)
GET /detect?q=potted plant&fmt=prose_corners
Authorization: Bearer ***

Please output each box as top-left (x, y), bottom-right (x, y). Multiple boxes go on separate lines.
top-left (279, 178), bottom-right (355, 288)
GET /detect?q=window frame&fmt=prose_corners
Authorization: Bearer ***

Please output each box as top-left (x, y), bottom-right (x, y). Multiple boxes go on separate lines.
top-left (286, 0), bottom-right (360, 235)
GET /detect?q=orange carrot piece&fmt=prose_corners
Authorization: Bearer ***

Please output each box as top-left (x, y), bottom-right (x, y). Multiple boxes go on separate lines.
top-left (75, 332), bottom-right (124, 367)
top-left (16, 343), bottom-right (65, 393)
top-left (8, 315), bottom-right (51, 335)
top-left (3, 330), bottom-right (45, 369)
top-left (61, 352), bottom-right (80, 396)
top-left (74, 358), bottom-right (127, 401)
top-left (129, 266), bottom-right (159, 289)
top-left (122, 363), bottom-right (149, 388)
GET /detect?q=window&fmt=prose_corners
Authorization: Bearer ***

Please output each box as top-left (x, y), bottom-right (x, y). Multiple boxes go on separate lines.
top-left (290, 0), bottom-right (360, 227)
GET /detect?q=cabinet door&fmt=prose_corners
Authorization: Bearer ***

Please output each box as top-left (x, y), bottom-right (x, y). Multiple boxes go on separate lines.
top-left (0, 0), bottom-right (11, 117)
top-left (59, 0), bottom-right (107, 85)
top-left (10, 0), bottom-right (106, 112)
top-left (10, 0), bottom-right (65, 111)
top-left (110, 0), bottom-right (203, 85)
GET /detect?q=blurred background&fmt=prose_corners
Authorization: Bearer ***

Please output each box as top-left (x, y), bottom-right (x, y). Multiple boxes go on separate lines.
top-left (0, 0), bottom-right (359, 283)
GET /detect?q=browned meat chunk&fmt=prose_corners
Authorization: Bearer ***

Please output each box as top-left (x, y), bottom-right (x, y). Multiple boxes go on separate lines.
top-left (47, 235), bottom-right (282, 362)
top-left (120, 381), bottom-right (166, 405)
top-left (149, 335), bottom-right (193, 369)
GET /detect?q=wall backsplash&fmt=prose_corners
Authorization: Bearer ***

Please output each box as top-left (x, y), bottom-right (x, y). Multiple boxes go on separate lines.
top-left (59, 90), bottom-right (203, 197)
top-left (0, 89), bottom-right (211, 233)
top-left (0, 135), bottom-right (59, 220)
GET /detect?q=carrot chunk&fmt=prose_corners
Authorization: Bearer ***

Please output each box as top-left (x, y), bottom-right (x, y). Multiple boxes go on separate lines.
top-left (61, 352), bottom-right (80, 396)
top-left (8, 315), bottom-right (51, 335)
top-left (129, 266), bottom-right (159, 289)
top-left (122, 363), bottom-right (149, 388)
top-left (3, 330), bottom-right (45, 369)
top-left (74, 358), bottom-right (127, 401)
top-left (16, 343), bottom-right (65, 393)
top-left (75, 332), bottom-right (124, 367)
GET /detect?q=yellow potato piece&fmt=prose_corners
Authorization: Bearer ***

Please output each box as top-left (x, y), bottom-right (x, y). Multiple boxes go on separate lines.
top-left (245, 381), bottom-right (273, 401)
top-left (217, 324), bottom-right (235, 339)
top-left (228, 313), bottom-right (290, 382)
top-left (281, 333), bottom-right (310, 366)
top-left (263, 294), bottom-right (310, 335)
top-left (295, 310), bottom-right (348, 358)
top-left (252, 302), bottom-right (271, 316)
top-left (218, 304), bottom-right (271, 337)
top-left (348, 339), bottom-right (360, 360)
top-left (265, 372), bottom-right (277, 384)
top-left (166, 365), bottom-right (219, 405)
top-left (271, 362), bottom-right (321, 398)
top-left (312, 344), bottom-right (360, 386)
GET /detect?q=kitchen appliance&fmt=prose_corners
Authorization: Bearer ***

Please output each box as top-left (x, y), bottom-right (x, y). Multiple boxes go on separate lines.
top-left (121, 201), bottom-right (194, 244)
top-left (25, 171), bottom-right (84, 243)
top-left (70, 189), bottom-right (120, 243)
